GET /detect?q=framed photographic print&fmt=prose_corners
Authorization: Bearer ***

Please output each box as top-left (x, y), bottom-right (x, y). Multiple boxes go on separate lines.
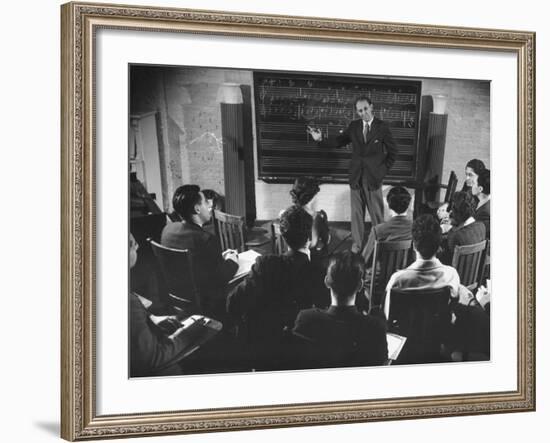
top-left (61, 1), bottom-right (535, 440)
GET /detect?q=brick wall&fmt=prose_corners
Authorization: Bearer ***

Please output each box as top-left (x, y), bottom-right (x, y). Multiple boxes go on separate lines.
top-left (422, 79), bottom-right (491, 186)
top-left (130, 66), bottom-right (253, 211)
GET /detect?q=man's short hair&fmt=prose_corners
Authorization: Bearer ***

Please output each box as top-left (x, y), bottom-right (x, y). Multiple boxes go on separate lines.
top-left (412, 214), bottom-right (442, 259)
top-left (466, 158), bottom-right (486, 176)
top-left (326, 251), bottom-right (365, 299)
top-left (477, 169), bottom-right (490, 195)
top-left (449, 190), bottom-right (475, 225)
top-left (290, 176), bottom-right (320, 207)
top-left (386, 186), bottom-right (411, 214)
top-left (172, 184), bottom-right (202, 222)
top-left (354, 95), bottom-right (373, 108)
top-left (279, 205), bottom-right (312, 250)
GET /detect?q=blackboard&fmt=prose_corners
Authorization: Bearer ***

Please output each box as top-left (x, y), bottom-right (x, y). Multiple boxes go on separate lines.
top-left (253, 71), bottom-right (422, 184)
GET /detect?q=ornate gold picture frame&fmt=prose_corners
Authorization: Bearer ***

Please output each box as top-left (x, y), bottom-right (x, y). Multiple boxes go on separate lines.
top-left (61, 1), bottom-right (535, 440)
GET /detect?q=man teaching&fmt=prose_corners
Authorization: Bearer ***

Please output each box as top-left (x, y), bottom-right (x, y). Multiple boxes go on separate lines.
top-left (307, 96), bottom-right (397, 253)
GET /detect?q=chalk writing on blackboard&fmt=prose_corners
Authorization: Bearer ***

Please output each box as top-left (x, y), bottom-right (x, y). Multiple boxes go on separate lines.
top-left (254, 72), bottom-right (422, 183)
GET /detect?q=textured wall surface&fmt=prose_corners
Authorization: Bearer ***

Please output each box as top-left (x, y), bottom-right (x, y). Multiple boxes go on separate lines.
top-left (423, 79), bottom-right (491, 185)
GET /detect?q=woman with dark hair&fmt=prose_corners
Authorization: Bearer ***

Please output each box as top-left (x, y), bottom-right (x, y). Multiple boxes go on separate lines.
top-left (202, 189), bottom-right (225, 212)
top-left (463, 158), bottom-right (486, 193)
top-left (286, 177), bottom-right (330, 253)
top-left (441, 190), bottom-right (486, 264)
top-left (279, 177), bottom-right (330, 253)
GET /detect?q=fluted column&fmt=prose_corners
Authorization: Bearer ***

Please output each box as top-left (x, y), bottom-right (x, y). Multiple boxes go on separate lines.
top-left (424, 112), bottom-right (448, 202)
top-left (219, 83), bottom-right (246, 216)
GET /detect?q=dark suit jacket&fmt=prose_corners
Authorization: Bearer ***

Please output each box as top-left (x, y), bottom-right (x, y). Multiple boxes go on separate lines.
top-left (129, 293), bottom-right (199, 377)
top-left (451, 302), bottom-right (490, 358)
top-left (362, 215), bottom-right (413, 262)
top-left (474, 201), bottom-right (490, 239)
top-left (320, 117), bottom-right (397, 190)
top-left (442, 221), bottom-right (486, 265)
top-left (227, 250), bottom-right (329, 345)
top-left (293, 306), bottom-right (388, 367)
top-left (161, 221), bottom-right (237, 313)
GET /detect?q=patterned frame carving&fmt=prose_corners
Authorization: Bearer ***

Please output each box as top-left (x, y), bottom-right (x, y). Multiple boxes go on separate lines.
top-left (61, 2), bottom-right (535, 440)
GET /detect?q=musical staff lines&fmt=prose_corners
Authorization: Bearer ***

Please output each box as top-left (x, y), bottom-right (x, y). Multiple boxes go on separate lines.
top-left (254, 73), bottom-right (421, 182)
top-left (257, 85), bottom-right (417, 105)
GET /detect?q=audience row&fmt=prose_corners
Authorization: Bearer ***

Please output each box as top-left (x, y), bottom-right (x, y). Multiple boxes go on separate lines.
top-left (129, 159), bottom-right (491, 375)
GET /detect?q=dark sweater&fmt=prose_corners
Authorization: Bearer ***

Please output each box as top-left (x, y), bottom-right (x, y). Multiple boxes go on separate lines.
top-left (474, 201), bottom-right (491, 239)
top-left (293, 305), bottom-right (388, 368)
top-left (442, 221), bottom-right (486, 265)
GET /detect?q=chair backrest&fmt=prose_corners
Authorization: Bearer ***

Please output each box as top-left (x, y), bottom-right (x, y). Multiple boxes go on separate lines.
top-left (148, 239), bottom-right (201, 311)
top-left (478, 239), bottom-right (490, 285)
top-left (443, 170), bottom-right (458, 203)
top-left (271, 222), bottom-right (288, 255)
top-left (213, 209), bottom-right (246, 253)
top-left (388, 286), bottom-right (452, 364)
top-left (370, 239), bottom-right (412, 306)
top-left (451, 240), bottom-right (487, 291)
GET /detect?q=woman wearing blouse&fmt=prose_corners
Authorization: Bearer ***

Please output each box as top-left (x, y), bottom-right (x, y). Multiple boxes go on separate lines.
top-left (441, 190), bottom-right (486, 265)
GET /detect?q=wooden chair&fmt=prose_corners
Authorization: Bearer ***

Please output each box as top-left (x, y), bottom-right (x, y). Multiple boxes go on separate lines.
top-left (451, 240), bottom-right (487, 291)
top-left (214, 209), bottom-right (271, 253)
top-left (421, 170), bottom-right (458, 213)
top-left (367, 239), bottom-right (412, 310)
top-left (148, 239), bottom-right (201, 313)
top-left (387, 286), bottom-right (452, 364)
top-left (270, 222), bottom-right (288, 255)
top-left (478, 239), bottom-right (490, 286)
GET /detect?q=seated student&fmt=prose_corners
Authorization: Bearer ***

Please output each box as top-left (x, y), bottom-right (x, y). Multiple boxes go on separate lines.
top-left (288, 176), bottom-right (330, 253)
top-left (227, 205), bottom-right (329, 369)
top-left (442, 191), bottom-right (486, 264)
top-left (161, 185), bottom-right (238, 316)
top-left (385, 216), bottom-right (489, 361)
top-left (462, 158), bottom-right (486, 194)
top-left (292, 251), bottom-right (388, 368)
top-left (449, 282), bottom-right (490, 361)
top-left (435, 158), bottom-right (486, 232)
top-left (385, 214), bottom-right (460, 319)
top-left (471, 168), bottom-right (490, 239)
top-left (129, 234), bottom-right (206, 377)
top-left (361, 186), bottom-right (413, 263)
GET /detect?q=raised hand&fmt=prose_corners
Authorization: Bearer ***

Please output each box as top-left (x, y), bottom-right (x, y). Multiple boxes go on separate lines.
top-left (307, 126), bottom-right (323, 142)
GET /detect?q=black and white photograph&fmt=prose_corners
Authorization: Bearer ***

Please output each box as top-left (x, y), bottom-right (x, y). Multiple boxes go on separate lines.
top-left (128, 64), bottom-right (491, 377)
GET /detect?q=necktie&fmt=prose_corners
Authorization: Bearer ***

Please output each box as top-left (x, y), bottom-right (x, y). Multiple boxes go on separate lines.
top-left (363, 122), bottom-right (369, 142)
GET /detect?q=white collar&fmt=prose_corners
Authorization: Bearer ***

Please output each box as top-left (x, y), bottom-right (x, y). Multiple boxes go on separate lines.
top-left (410, 256), bottom-right (442, 268)
top-left (297, 247), bottom-right (311, 261)
top-left (363, 117), bottom-right (374, 128)
top-left (463, 216), bottom-right (476, 227)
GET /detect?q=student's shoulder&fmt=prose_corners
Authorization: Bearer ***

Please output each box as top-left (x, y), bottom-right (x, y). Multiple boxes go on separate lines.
top-left (441, 263), bottom-right (460, 279)
top-left (297, 306), bottom-right (325, 318)
top-left (372, 220), bottom-right (391, 237)
top-left (250, 253), bottom-right (286, 271)
top-left (162, 221), bottom-right (182, 233)
top-left (362, 312), bottom-right (387, 331)
top-left (387, 267), bottom-right (408, 284)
